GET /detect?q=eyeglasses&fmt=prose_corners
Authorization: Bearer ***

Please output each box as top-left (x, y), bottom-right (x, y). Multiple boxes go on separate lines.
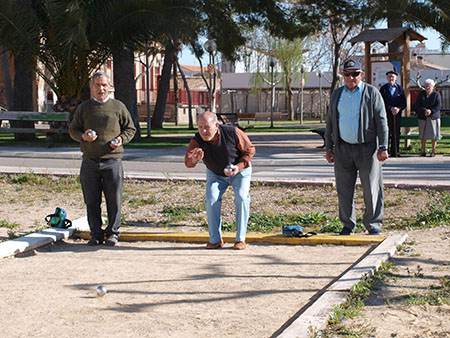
top-left (343, 71), bottom-right (361, 78)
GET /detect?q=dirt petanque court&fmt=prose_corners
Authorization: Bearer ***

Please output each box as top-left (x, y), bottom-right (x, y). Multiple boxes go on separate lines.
top-left (0, 177), bottom-right (449, 337)
top-left (0, 235), bottom-right (374, 338)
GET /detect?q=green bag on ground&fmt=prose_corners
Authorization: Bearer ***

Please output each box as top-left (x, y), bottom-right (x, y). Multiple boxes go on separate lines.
top-left (45, 207), bottom-right (72, 228)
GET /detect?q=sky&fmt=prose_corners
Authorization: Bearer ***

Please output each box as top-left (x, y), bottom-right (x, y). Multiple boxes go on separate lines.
top-left (178, 28), bottom-right (443, 68)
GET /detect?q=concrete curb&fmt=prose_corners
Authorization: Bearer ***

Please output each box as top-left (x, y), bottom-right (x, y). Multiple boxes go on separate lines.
top-left (73, 231), bottom-right (385, 246)
top-left (277, 233), bottom-right (408, 337)
top-left (0, 217), bottom-right (90, 259)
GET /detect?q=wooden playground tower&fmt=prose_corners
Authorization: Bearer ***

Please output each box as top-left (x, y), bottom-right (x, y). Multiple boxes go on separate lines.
top-left (349, 27), bottom-right (426, 116)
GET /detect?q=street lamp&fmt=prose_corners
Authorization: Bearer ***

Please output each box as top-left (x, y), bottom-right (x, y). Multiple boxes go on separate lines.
top-left (145, 40), bottom-right (151, 137)
top-left (269, 56), bottom-right (276, 128)
top-left (204, 39), bottom-right (217, 112)
top-left (300, 64), bottom-right (305, 125)
top-left (317, 70), bottom-right (323, 123)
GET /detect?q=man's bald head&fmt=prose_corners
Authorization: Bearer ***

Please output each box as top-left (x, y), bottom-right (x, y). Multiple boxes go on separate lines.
top-left (198, 111), bottom-right (217, 124)
top-left (197, 111), bottom-right (219, 142)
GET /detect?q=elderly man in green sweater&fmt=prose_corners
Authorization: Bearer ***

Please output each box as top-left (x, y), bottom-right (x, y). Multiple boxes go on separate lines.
top-left (69, 72), bottom-right (136, 246)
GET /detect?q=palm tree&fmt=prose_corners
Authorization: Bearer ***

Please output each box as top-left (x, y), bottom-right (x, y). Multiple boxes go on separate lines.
top-left (0, 0), bottom-right (110, 110)
top-left (0, 0), bottom-right (188, 104)
top-left (0, 0), bottom-right (320, 136)
top-left (97, 0), bottom-right (197, 133)
top-left (376, 0), bottom-right (450, 49)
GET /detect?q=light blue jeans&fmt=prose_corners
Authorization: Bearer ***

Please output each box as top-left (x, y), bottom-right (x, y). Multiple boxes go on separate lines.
top-left (205, 166), bottom-right (252, 243)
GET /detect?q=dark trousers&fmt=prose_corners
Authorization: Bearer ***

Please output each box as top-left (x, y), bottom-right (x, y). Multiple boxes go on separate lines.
top-left (334, 140), bottom-right (384, 232)
top-left (80, 158), bottom-right (123, 240)
top-left (387, 113), bottom-right (402, 156)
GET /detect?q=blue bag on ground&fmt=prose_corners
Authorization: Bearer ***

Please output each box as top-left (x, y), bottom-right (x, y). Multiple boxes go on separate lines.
top-left (282, 225), bottom-right (303, 236)
top-left (45, 207), bottom-right (72, 228)
top-left (282, 225), bottom-right (316, 238)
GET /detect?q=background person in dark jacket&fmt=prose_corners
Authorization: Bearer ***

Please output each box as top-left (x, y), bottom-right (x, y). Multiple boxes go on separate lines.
top-left (379, 70), bottom-right (406, 157)
top-left (185, 111), bottom-right (255, 250)
top-left (415, 78), bottom-right (442, 157)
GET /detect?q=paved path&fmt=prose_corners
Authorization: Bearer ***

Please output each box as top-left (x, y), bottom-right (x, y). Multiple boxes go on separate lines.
top-left (1, 132), bottom-right (449, 187)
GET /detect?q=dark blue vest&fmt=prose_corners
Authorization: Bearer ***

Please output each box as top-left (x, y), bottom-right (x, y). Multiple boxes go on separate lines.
top-left (194, 125), bottom-right (242, 176)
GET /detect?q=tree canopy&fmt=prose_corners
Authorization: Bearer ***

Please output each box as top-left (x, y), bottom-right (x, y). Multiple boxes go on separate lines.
top-left (0, 0), bottom-right (190, 105)
top-left (375, 0), bottom-right (450, 51)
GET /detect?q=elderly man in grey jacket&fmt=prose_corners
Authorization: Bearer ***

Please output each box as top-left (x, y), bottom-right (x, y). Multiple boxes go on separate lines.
top-left (325, 59), bottom-right (388, 235)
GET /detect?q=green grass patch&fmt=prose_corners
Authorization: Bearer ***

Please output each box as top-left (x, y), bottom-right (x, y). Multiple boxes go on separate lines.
top-left (415, 191), bottom-right (450, 226)
top-left (321, 262), bottom-right (394, 337)
top-left (396, 240), bottom-right (417, 256)
top-left (404, 276), bottom-right (450, 306)
top-left (222, 212), bottom-right (330, 233)
top-left (221, 211), bottom-right (367, 234)
top-left (0, 173), bottom-right (81, 192)
top-left (0, 220), bottom-right (19, 229)
top-left (127, 196), bottom-right (159, 207)
top-left (401, 138), bottom-right (450, 155)
top-left (0, 127), bottom-right (191, 149)
top-left (162, 204), bottom-right (202, 216)
top-left (0, 133), bottom-right (76, 147)
top-left (9, 172), bottom-right (49, 184)
top-left (161, 204), bottom-right (203, 223)
top-left (0, 219), bottom-right (48, 241)
top-left (384, 191), bottom-right (450, 231)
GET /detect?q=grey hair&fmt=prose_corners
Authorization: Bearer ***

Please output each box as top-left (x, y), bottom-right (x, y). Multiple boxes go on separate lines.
top-left (199, 111), bottom-right (218, 123)
top-left (424, 79), bottom-right (435, 87)
top-left (91, 71), bottom-right (110, 84)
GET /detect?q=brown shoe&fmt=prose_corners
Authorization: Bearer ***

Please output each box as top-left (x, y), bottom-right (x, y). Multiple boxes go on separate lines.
top-left (206, 240), bottom-right (224, 249)
top-left (233, 241), bottom-right (246, 250)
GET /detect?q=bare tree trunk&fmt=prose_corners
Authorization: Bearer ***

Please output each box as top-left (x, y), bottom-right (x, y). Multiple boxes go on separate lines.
top-left (288, 88), bottom-right (294, 121)
top-left (175, 59), bottom-right (194, 129)
top-left (112, 47), bottom-right (141, 141)
top-left (152, 44), bottom-right (175, 129)
top-left (331, 42), bottom-right (341, 93)
top-left (1, 50), bottom-right (13, 109)
top-left (173, 61), bottom-right (178, 126)
top-left (12, 55), bottom-right (35, 141)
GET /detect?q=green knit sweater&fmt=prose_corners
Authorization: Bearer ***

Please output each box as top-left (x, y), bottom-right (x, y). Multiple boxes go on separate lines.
top-left (69, 98), bottom-right (136, 159)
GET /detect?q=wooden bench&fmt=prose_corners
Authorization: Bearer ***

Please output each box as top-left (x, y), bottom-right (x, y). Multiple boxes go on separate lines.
top-left (400, 115), bottom-right (450, 140)
top-left (0, 111), bottom-right (71, 146)
top-left (310, 128), bottom-right (326, 148)
top-left (216, 113), bottom-right (253, 131)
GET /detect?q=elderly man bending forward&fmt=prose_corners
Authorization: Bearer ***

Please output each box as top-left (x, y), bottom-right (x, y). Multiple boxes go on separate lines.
top-left (185, 112), bottom-right (256, 250)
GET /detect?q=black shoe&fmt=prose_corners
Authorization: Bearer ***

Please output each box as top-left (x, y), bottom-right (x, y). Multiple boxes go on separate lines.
top-left (339, 228), bottom-right (352, 235)
top-left (420, 152), bottom-right (426, 157)
top-left (87, 238), bottom-right (103, 246)
top-left (105, 234), bottom-right (119, 246)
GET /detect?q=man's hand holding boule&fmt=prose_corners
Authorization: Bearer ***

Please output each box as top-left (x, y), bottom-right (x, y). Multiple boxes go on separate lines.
top-left (82, 129), bottom-right (97, 142)
top-left (224, 164), bottom-right (239, 177)
top-left (326, 149), bottom-right (335, 163)
top-left (109, 136), bottom-right (123, 149)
